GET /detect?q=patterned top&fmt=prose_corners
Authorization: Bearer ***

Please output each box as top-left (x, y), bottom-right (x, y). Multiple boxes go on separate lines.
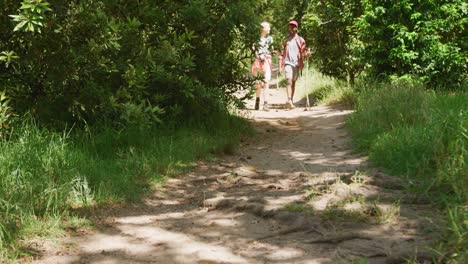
top-left (255, 36), bottom-right (273, 56)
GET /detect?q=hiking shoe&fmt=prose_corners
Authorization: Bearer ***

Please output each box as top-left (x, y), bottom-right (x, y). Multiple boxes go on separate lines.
top-left (263, 103), bottom-right (270, 112)
top-left (254, 98), bottom-right (260, 110)
top-left (286, 101), bottom-right (295, 109)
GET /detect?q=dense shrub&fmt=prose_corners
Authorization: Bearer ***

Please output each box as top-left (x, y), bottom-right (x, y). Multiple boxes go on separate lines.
top-left (302, 0), bottom-right (364, 85)
top-left (271, 0), bottom-right (467, 90)
top-left (356, 0), bottom-right (467, 89)
top-left (0, 0), bottom-right (264, 126)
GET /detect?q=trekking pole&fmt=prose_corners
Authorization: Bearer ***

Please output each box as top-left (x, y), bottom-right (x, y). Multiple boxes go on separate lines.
top-left (276, 54), bottom-right (279, 90)
top-left (304, 59), bottom-right (311, 111)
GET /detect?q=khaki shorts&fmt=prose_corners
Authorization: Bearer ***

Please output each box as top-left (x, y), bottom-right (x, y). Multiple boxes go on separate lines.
top-left (284, 64), bottom-right (299, 81)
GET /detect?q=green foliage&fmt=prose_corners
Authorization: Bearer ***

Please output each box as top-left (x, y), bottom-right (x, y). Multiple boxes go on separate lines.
top-left (302, 0), bottom-right (364, 84)
top-left (357, 0), bottom-right (467, 89)
top-left (269, 0), bottom-right (467, 90)
top-left (0, 51), bottom-right (19, 68)
top-left (0, 91), bottom-right (14, 140)
top-left (286, 66), bottom-right (357, 107)
top-left (434, 206), bottom-right (468, 263)
top-left (9, 0), bottom-right (51, 33)
top-left (308, 82), bottom-right (357, 106)
top-left (348, 84), bottom-right (434, 151)
top-left (0, 1), bottom-right (263, 125)
top-left (266, 0), bottom-right (311, 35)
top-left (348, 86), bottom-right (467, 200)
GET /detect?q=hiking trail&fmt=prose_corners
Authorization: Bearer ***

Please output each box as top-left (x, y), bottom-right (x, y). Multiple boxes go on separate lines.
top-left (33, 86), bottom-right (437, 264)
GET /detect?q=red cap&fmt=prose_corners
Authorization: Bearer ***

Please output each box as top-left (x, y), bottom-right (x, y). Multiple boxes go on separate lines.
top-left (288, 20), bottom-right (298, 27)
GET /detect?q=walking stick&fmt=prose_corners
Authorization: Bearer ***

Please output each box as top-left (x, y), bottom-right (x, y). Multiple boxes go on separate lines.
top-left (304, 59), bottom-right (311, 111)
top-left (276, 55), bottom-right (279, 90)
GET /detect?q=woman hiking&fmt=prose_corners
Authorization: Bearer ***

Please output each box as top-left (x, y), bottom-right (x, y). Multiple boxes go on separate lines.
top-left (251, 21), bottom-right (273, 111)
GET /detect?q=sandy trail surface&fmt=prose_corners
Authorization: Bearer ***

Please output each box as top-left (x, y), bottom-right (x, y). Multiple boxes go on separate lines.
top-left (33, 88), bottom-right (437, 264)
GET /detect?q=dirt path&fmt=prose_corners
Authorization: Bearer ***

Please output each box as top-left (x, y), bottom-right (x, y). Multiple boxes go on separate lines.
top-left (33, 88), bottom-right (437, 264)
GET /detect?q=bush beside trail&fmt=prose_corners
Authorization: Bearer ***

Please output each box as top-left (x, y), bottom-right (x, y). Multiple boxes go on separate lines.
top-left (276, 0), bottom-right (467, 90)
top-left (0, 1), bottom-right (264, 126)
top-left (0, 1), bottom-right (263, 259)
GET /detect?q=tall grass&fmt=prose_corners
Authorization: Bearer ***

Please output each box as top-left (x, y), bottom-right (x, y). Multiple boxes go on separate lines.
top-left (347, 85), bottom-right (467, 202)
top-left (308, 82), bottom-right (357, 107)
top-left (0, 111), bottom-right (251, 260)
top-left (347, 84), bottom-right (467, 262)
top-left (295, 68), bottom-right (357, 107)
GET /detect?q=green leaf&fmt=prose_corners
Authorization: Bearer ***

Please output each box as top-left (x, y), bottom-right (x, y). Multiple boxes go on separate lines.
top-left (13, 20), bottom-right (28, 32)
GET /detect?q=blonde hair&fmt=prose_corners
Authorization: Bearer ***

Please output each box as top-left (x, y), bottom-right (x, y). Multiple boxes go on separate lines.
top-left (261, 21), bottom-right (270, 28)
top-left (260, 21), bottom-right (270, 35)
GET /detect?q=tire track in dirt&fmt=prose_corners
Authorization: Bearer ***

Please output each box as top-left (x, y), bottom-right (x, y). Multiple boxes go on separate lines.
top-left (33, 92), bottom-right (438, 264)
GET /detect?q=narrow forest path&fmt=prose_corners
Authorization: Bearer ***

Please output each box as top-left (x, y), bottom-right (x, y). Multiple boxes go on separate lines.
top-left (34, 87), bottom-right (438, 264)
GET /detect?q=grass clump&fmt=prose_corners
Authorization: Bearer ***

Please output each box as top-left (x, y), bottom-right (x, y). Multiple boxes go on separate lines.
top-left (292, 67), bottom-right (359, 107)
top-left (285, 203), bottom-right (314, 215)
top-left (321, 205), bottom-right (369, 223)
top-left (308, 82), bottom-right (357, 107)
top-left (432, 206), bottom-right (468, 263)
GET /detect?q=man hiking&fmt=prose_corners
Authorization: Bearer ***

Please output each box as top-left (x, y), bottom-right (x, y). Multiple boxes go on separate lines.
top-left (279, 20), bottom-right (310, 109)
top-left (251, 21), bottom-right (273, 111)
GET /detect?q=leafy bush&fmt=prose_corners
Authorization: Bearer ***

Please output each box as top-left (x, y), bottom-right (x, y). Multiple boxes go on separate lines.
top-left (0, 0), bottom-right (263, 126)
top-left (302, 0), bottom-right (364, 85)
top-left (356, 0), bottom-right (467, 89)
top-left (271, 0), bottom-right (467, 90)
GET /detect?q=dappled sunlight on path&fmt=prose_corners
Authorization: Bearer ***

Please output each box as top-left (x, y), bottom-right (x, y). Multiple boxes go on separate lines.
top-left (34, 93), bottom-right (437, 264)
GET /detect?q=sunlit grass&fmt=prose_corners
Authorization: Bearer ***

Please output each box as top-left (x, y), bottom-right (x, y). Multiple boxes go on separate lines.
top-left (0, 112), bottom-right (252, 260)
top-left (347, 84), bottom-right (467, 262)
top-left (294, 67), bottom-right (357, 107)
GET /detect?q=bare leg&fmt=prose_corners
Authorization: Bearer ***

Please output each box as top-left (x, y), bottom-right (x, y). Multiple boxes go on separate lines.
top-left (291, 80), bottom-right (296, 100)
top-left (263, 81), bottom-right (269, 103)
top-left (262, 61), bottom-right (271, 105)
top-left (256, 82), bottom-right (262, 98)
top-left (286, 78), bottom-right (293, 100)
top-left (286, 78), bottom-right (296, 109)
top-left (254, 82), bottom-right (261, 110)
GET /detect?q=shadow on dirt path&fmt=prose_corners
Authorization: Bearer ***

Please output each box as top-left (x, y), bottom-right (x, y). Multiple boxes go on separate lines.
top-left (33, 89), bottom-right (438, 264)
